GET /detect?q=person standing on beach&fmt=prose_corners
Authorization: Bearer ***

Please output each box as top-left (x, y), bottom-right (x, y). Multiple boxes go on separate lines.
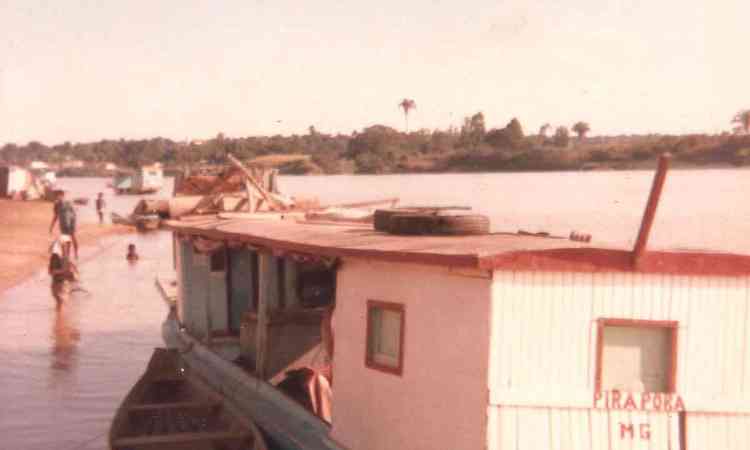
top-left (49, 190), bottom-right (79, 260)
top-left (95, 192), bottom-right (105, 224)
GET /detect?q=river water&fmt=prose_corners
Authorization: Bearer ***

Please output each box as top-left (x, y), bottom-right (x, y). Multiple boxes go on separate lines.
top-left (0, 169), bottom-right (748, 449)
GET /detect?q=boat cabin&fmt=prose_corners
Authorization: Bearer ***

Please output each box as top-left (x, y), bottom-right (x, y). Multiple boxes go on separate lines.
top-left (113, 164), bottom-right (164, 194)
top-left (0, 165), bottom-right (52, 199)
top-left (162, 212), bottom-right (750, 450)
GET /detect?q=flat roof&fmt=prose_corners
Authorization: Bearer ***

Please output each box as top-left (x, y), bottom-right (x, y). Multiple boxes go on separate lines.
top-left (163, 217), bottom-right (750, 277)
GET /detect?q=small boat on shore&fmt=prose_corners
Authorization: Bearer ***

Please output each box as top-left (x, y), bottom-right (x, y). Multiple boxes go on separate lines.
top-left (135, 214), bottom-right (161, 231)
top-left (109, 348), bottom-right (268, 450)
top-left (111, 212), bottom-right (161, 232)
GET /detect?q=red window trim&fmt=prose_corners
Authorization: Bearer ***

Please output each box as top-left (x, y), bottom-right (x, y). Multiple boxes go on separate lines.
top-left (595, 318), bottom-right (679, 393)
top-left (365, 300), bottom-right (405, 376)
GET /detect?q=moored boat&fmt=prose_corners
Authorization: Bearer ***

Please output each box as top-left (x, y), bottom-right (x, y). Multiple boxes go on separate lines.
top-left (148, 153), bottom-right (750, 450)
top-left (109, 348), bottom-right (268, 450)
top-left (113, 164), bottom-right (164, 195)
top-left (134, 214), bottom-right (161, 231)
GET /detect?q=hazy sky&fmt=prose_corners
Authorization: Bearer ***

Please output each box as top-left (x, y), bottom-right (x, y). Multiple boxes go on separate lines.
top-left (0, 0), bottom-right (747, 145)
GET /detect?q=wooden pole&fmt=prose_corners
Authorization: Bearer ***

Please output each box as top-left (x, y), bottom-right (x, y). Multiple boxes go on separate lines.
top-left (632, 153), bottom-right (671, 268)
top-left (255, 252), bottom-right (279, 379)
top-left (244, 179), bottom-right (256, 213)
top-left (227, 154), bottom-right (280, 210)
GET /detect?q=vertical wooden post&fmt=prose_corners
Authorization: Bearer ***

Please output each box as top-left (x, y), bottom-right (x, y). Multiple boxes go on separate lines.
top-left (204, 256), bottom-right (214, 346)
top-left (255, 252), bottom-right (280, 378)
top-left (244, 179), bottom-right (256, 214)
top-left (283, 259), bottom-right (301, 309)
top-left (632, 153), bottom-right (671, 268)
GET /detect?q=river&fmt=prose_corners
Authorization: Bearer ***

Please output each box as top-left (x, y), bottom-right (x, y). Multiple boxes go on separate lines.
top-left (0, 169), bottom-right (748, 449)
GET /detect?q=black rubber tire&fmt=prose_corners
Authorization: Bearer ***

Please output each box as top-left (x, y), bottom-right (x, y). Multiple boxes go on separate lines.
top-left (433, 214), bottom-right (490, 235)
top-left (373, 208), bottom-right (421, 232)
top-left (388, 213), bottom-right (490, 236)
top-left (374, 206), bottom-right (473, 232)
top-left (388, 214), bottom-right (439, 235)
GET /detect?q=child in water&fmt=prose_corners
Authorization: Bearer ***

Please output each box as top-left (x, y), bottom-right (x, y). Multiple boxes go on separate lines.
top-left (126, 244), bottom-right (139, 262)
top-left (49, 236), bottom-right (79, 309)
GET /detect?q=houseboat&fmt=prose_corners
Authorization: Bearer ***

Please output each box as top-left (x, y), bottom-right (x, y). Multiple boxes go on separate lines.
top-left (113, 164), bottom-right (164, 195)
top-left (135, 154), bottom-right (750, 450)
top-left (0, 165), bottom-right (53, 199)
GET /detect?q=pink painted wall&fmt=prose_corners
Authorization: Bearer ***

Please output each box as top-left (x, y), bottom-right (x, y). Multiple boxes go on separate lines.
top-left (331, 259), bottom-right (492, 450)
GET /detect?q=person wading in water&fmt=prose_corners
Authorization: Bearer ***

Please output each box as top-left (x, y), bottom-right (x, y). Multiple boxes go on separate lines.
top-left (95, 192), bottom-right (105, 225)
top-left (49, 237), bottom-right (78, 309)
top-left (49, 190), bottom-right (79, 259)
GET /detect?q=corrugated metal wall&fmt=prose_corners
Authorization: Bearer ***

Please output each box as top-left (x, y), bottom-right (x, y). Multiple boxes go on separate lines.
top-left (489, 271), bottom-right (750, 449)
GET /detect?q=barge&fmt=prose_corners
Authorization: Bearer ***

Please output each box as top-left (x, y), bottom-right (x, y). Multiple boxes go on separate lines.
top-left (121, 153), bottom-right (750, 449)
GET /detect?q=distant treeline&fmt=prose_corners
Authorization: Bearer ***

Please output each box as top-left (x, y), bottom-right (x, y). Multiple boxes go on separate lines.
top-left (3, 116), bottom-right (750, 175)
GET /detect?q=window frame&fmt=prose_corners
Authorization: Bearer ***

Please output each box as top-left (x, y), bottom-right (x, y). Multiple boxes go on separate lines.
top-left (595, 318), bottom-right (679, 393)
top-left (365, 300), bottom-right (405, 376)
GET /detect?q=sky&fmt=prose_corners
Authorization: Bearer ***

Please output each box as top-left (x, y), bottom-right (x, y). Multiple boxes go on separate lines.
top-left (0, 0), bottom-right (748, 145)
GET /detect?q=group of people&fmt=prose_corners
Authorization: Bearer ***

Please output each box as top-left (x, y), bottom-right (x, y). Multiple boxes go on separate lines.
top-left (47, 189), bottom-right (138, 308)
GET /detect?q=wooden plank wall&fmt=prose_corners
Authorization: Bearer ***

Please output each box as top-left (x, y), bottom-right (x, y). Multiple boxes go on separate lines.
top-left (489, 271), bottom-right (750, 449)
top-left (488, 407), bottom-right (680, 450)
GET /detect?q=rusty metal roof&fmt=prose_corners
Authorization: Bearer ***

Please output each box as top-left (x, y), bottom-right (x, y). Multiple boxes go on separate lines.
top-left (163, 217), bottom-right (750, 277)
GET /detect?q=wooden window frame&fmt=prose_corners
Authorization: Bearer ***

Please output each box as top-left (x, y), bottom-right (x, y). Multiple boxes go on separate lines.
top-left (365, 300), bottom-right (405, 376)
top-left (595, 318), bottom-right (679, 393)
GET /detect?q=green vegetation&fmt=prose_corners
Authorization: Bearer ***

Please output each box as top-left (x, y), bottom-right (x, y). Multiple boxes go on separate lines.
top-left (3, 113), bottom-right (750, 176)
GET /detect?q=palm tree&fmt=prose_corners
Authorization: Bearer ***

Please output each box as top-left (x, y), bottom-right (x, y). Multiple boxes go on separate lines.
top-left (398, 99), bottom-right (416, 132)
top-left (539, 123), bottom-right (551, 137)
top-left (732, 110), bottom-right (750, 134)
top-left (572, 121), bottom-right (591, 140)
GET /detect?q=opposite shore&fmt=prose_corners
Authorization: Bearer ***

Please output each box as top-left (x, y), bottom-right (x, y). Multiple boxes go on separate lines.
top-left (0, 199), bottom-right (135, 293)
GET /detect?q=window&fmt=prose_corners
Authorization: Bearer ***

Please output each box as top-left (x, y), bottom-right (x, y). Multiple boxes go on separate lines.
top-left (596, 319), bottom-right (678, 393)
top-left (366, 301), bottom-right (405, 375)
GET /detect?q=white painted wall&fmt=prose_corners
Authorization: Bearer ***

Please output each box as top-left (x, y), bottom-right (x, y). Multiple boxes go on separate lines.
top-left (331, 259), bottom-right (492, 450)
top-left (489, 270), bottom-right (750, 450)
top-left (7, 167), bottom-right (28, 193)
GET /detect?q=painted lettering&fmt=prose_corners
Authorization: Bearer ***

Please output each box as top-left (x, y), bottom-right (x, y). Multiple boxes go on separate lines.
top-left (623, 392), bottom-right (637, 410)
top-left (612, 390), bottom-right (621, 409)
top-left (664, 394), bottom-right (673, 412)
top-left (594, 391), bottom-right (685, 412)
top-left (653, 393), bottom-right (662, 411)
top-left (619, 423), bottom-right (635, 439)
top-left (640, 392), bottom-right (651, 410)
top-left (594, 391), bottom-right (603, 408)
top-left (619, 423), bottom-right (651, 441)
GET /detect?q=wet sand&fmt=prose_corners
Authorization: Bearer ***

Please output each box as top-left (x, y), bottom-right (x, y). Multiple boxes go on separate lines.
top-left (0, 199), bottom-right (135, 293)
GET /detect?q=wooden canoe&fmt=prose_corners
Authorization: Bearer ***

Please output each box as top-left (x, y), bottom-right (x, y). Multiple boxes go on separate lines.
top-left (111, 212), bottom-right (135, 226)
top-left (109, 348), bottom-right (268, 450)
top-left (135, 214), bottom-right (161, 231)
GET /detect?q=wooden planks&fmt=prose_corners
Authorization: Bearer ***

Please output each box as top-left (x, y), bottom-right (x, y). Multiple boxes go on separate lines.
top-left (490, 271), bottom-right (750, 413)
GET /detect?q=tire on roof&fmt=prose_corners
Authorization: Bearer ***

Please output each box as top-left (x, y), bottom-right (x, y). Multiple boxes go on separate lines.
top-left (388, 213), bottom-right (490, 236)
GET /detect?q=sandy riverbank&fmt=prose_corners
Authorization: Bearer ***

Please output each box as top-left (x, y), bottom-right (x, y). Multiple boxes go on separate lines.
top-left (0, 199), bottom-right (135, 293)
